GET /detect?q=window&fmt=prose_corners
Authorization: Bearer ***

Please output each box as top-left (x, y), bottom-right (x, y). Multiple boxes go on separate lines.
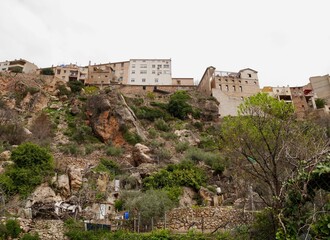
top-left (91, 75), bottom-right (94, 78)
top-left (248, 74), bottom-right (252, 78)
top-left (157, 71), bottom-right (162, 75)
top-left (163, 70), bottom-right (170, 74)
top-left (219, 84), bottom-right (222, 90)
top-left (245, 81), bottom-right (248, 84)
top-left (131, 70), bottom-right (135, 74)
top-left (57, 69), bottom-right (61, 74)
top-left (239, 86), bottom-right (243, 92)
top-left (155, 78), bottom-right (159, 83)
top-left (140, 70), bottom-right (147, 74)
top-left (131, 78), bottom-right (135, 82)
top-left (254, 81), bottom-right (257, 84)
top-left (157, 64), bottom-right (162, 68)
top-left (152, 65), bottom-right (155, 68)
top-left (132, 64), bottom-right (135, 68)
top-left (177, 80), bottom-right (181, 85)
top-left (105, 75), bottom-right (108, 77)
top-left (152, 70), bottom-right (156, 74)
top-left (233, 86), bottom-right (236, 91)
top-left (163, 64), bottom-right (170, 68)
top-left (142, 78), bottom-right (146, 82)
top-left (64, 70), bottom-right (67, 73)
top-left (62, 76), bottom-right (65, 79)
top-left (143, 86), bottom-right (146, 90)
top-left (140, 64), bottom-right (147, 68)
top-left (225, 85), bottom-right (229, 91)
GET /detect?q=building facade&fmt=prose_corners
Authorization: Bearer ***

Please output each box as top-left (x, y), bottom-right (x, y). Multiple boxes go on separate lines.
top-left (0, 59), bottom-right (38, 73)
top-left (172, 78), bottom-right (194, 86)
top-left (51, 64), bottom-right (88, 82)
top-left (198, 67), bottom-right (260, 117)
top-left (127, 59), bottom-right (172, 85)
top-left (309, 74), bottom-right (330, 105)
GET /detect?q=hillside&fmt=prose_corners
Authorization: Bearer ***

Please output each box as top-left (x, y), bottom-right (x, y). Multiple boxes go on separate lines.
top-left (0, 73), bottom-right (329, 240)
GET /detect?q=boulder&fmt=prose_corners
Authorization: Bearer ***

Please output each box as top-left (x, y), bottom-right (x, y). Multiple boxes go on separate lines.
top-left (68, 166), bottom-right (83, 192)
top-left (132, 143), bottom-right (153, 166)
top-left (26, 184), bottom-right (62, 208)
top-left (198, 187), bottom-right (214, 206)
top-left (174, 129), bottom-right (200, 146)
top-left (136, 163), bottom-right (157, 178)
top-left (56, 174), bottom-right (71, 198)
top-left (179, 187), bottom-right (197, 207)
top-left (0, 150), bottom-right (11, 161)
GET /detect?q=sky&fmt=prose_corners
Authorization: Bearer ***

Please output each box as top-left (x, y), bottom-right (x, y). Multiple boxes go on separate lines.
top-left (1, 0), bottom-right (329, 87)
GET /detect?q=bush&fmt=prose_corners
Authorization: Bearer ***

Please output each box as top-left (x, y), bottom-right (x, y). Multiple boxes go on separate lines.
top-left (154, 119), bottom-right (170, 132)
top-left (100, 158), bottom-right (121, 175)
top-left (106, 146), bottom-right (123, 156)
top-left (40, 68), bottom-right (54, 75)
top-left (57, 84), bottom-right (71, 96)
top-left (84, 86), bottom-right (99, 95)
top-left (175, 141), bottom-right (189, 153)
top-left (154, 148), bottom-right (172, 161)
top-left (21, 233), bottom-right (40, 240)
top-left (133, 106), bottom-right (169, 121)
top-left (143, 161), bottom-right (207, 191)
top-left (123, 130), bottom-right (142, 145)
top-left (5, 219), bottom-right (21, 239)
top-left (68, 80), bottom-right (84, 93)
top-left (114, 199), bottom-right (124, 211)
top-left (168, 91), bottom-right (193, 120)
top-left (148, 128), bottom-right (158, 139)
top-left (0, 143), bottom-right (54, 196)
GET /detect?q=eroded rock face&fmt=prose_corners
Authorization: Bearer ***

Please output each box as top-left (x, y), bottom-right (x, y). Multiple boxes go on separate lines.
top-left (0, 150), bottom-right (11, 161)
top-left (132, 144), bottom-right (154, 166)
top-left (198, 187), bottom-right (214, 206)
top-left (56, 174), bottom-right (71, 198)
top-left (68, 166), bottom-right (83, 192)
top-left (174, 129), bottom-right (200, 146)
top-left (179, 187), bottom-right (197, 207)
top-left (26, 184), bottom-right (62, 208)
top-left (97, 173), bottom-right (109, 193)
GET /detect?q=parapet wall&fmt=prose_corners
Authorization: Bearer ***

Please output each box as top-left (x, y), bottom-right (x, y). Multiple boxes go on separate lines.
top-left (157, 207), bottom-right (254, 233)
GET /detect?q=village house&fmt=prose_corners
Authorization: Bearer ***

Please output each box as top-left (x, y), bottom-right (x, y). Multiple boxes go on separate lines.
top-left (197, 66), bottom-right (260, 117)
top-left (0, 59), bottom-right (38, 73)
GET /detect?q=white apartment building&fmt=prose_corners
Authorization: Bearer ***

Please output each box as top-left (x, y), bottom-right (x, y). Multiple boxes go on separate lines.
top-left (127, 59), bottom-right (172, 85)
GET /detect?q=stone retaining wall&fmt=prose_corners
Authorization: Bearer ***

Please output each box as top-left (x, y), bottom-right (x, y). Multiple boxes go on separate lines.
top-left (157, 207), bottom-right (254, 233)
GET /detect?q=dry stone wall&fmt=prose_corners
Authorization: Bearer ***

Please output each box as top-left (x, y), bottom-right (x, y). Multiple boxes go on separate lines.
top-left (158, 207), bottom-right (254, 233)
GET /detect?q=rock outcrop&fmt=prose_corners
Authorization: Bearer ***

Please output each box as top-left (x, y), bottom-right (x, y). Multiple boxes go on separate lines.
top-left (132, 143), bottom-right (154, 166)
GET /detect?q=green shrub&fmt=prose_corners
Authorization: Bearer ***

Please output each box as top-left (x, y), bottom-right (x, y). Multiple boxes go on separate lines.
top-left (21, 233), bottom-right (40, 240)
top-left (106, 146), bottom-right (123, 156)
top-left (148, 128), bottom-right (158, 139)
top-left (123, 131), bottom-right (142, 145)
top-left (0, 143), bottom-right (54, 196)
top-left (154, 119), bottom-right (170, 132)
top-left (154, 148), bottom-right (172, 161)
top-left (168, 91), bottom-right (193, 120)
top-left (5, 219), bottom-right (21, 239)
top-left (100, 158), bottom-right (121, 175)
top-left (40, 68), bottom-right (54, 75)
top-left (57, 84), bottom-right (71, 96)
top-left (160, 132), bottom-right (178, 140)
top-left (175, 141), bottom-right (189, 153)
top-left (84, 86), bottom-right (99, 95)
top-left (143, 161), bottom-right (207, 191)
top-left (68, 80), bottom-right (84, 93)
top-left (114, 199), bottom-right (124, 211)
top-left (250, 208), bottom-right (276, 240)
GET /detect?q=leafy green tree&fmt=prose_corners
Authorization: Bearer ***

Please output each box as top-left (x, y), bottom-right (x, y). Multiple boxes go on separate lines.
top-left (40, 68), bottom-right (54, 75)
top-left (220, 93), bottom-right (329, 237)
top-left (68, 80), bottom-right (84, 93)
top-left (0, 143), bottom-right (54, 196)
top-left (168, 91), bottom-right (193, 120)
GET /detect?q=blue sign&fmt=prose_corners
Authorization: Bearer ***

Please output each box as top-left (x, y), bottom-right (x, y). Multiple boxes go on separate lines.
top-left (124, 211), bottom-right (129, 220)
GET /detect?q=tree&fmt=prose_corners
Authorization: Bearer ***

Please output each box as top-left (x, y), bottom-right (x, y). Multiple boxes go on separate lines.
top-left (220, 93), bottom-right (329, 236)
top-left (68, 80), bottom-right (84, 93)
top-left (40, 68), bottom-right (54, 75)
top-left (167, 91), bottom-right (193, 120)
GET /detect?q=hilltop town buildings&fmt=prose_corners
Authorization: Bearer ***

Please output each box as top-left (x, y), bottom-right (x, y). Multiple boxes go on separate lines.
top-left (0, 59), bottom-right (38, 73)
top-left (198, 67), bottom-right (260, 117)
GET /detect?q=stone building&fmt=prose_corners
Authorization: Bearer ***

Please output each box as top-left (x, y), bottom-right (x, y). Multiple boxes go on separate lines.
top-left (197, 66), bottom-right (260, 117)
top-left (309, 74), bottom-right (330, 105)
top-left (0, 59), bottom-right (38, 73)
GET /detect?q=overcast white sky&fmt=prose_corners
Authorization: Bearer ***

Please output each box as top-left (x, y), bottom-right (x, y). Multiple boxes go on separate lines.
top-left (1, 0), bottom-right (329, 87)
